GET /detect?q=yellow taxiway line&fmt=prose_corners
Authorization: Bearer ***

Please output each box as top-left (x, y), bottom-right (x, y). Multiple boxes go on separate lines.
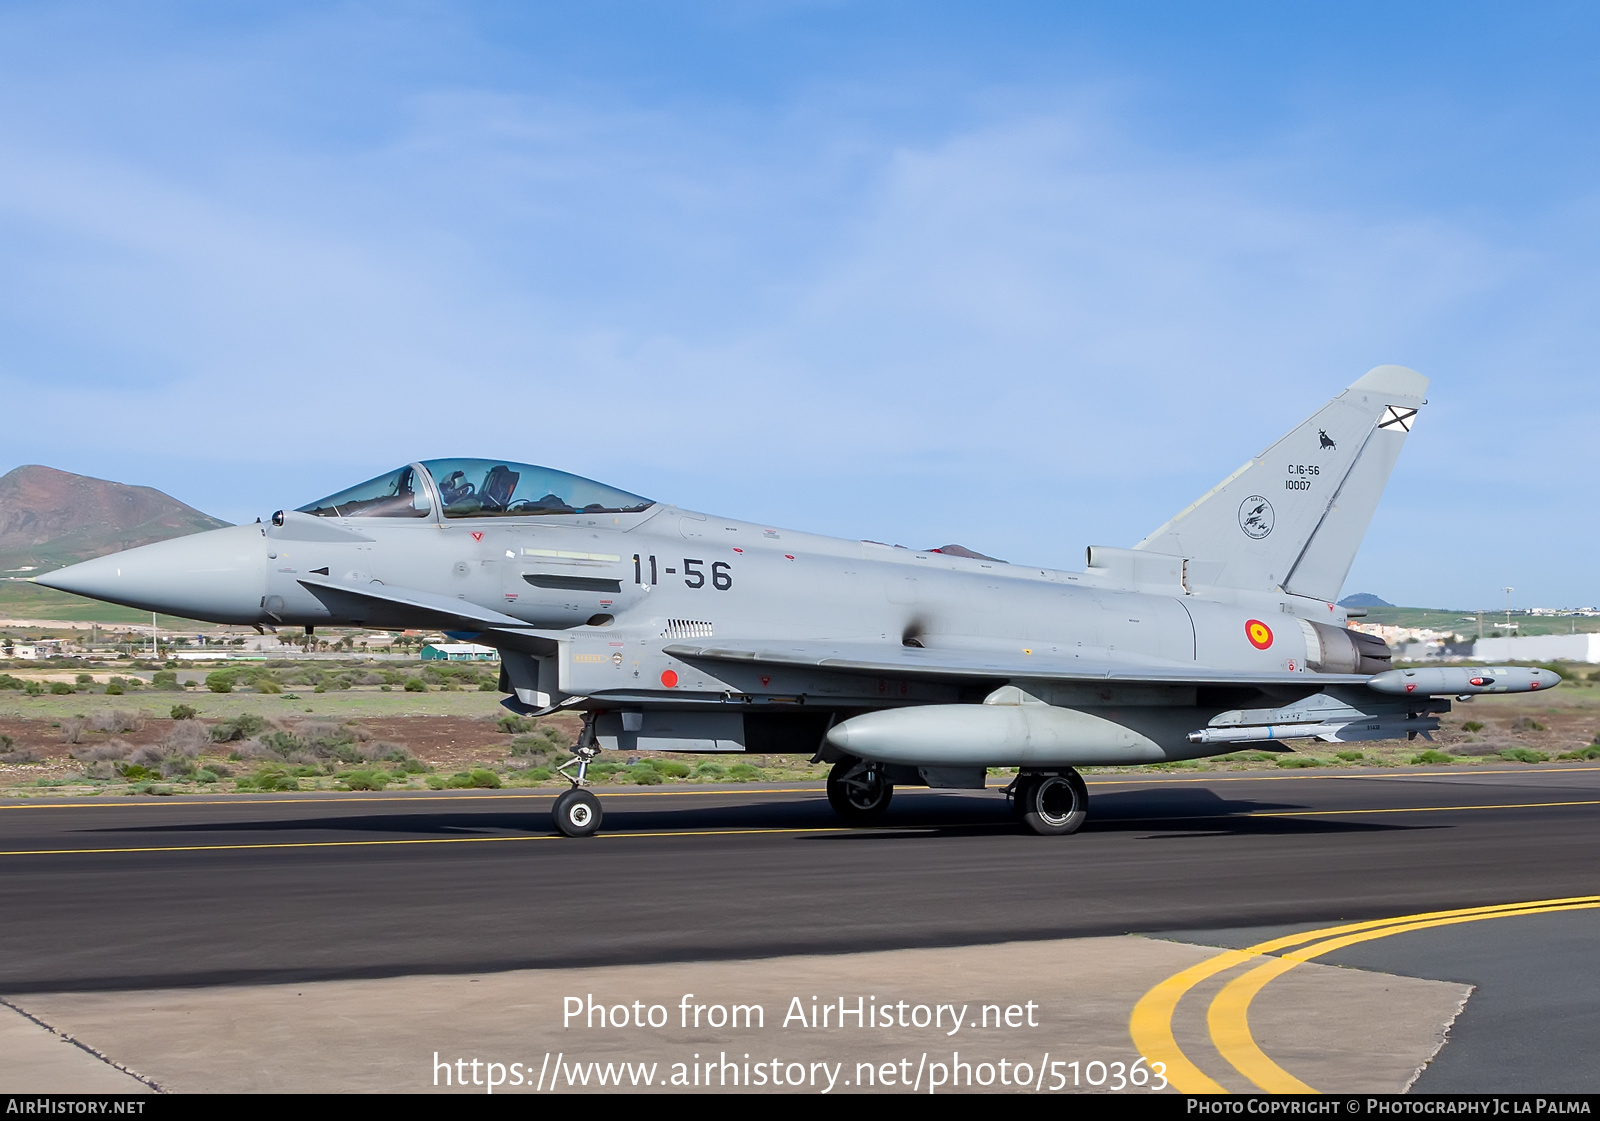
top-left (1131, 895), bottom-right (1600, 1093)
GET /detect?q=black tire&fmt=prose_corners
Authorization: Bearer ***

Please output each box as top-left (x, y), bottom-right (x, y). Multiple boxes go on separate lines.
top-left (1017, 769), bottom-right (1087, 836)
top-left (826, 758), bottom-right (893, 824)
top-left (553, 787), bottom-right (603, 837)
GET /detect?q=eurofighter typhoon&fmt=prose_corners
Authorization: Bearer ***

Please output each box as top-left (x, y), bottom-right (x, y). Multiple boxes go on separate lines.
top-left (36, 366), bottom-right (1558, 836)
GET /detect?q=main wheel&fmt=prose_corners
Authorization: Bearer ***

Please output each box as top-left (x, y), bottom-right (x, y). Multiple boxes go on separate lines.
top-left (1016, 769), bottom-right (1087, 836)
top-left (553, 787), bottom-right (603, 837)
top-left (826, 758), bottom-right (894, 824)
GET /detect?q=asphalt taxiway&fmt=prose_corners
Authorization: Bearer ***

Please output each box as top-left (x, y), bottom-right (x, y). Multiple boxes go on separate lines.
top-left (2, 764), bottom-right (1598, 1091)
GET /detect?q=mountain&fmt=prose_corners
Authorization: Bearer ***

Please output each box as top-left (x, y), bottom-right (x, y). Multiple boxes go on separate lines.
top-left (0, 465), bottom-right (230, 573)
top-left (1338, 592), bottom-right (1394, 608)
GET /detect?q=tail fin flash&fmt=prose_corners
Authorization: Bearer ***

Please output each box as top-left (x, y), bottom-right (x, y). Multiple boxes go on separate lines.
top-left (1133, 365), bottom-right (1427, 601)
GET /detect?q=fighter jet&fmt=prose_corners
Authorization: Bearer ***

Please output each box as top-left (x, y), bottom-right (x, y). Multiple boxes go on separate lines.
top-left (35, 365), bottom-right (1559, 836)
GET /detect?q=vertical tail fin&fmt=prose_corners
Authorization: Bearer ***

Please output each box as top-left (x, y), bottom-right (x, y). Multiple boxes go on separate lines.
top-left (1133, 365), bottom-right (1427, 601)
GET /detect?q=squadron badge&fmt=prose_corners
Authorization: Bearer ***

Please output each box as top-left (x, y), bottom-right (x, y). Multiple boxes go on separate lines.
top-left (1238, 495), bottom-right (1274, 539)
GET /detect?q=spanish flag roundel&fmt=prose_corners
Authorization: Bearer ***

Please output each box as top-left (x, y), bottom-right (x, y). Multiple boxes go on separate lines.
top-left (1245, 619), bottom-right (1274, 649)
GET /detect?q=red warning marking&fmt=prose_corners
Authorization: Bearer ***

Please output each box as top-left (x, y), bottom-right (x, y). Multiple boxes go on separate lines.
top-left (784, 554), bottom-right (795, 560)
top-left (759, 675), bottom-right (771, 687)
top-left (733, 547), bottom-right (743, 553)
top-left (1406, 683), bottom-right (1417, 693)
top-left (1245, 619), bottom-right (1273, 649)
top-left (660, 669), bottom-right (679, 688)
top-left (471, 532), bottom-right (483, 542)
top-left (1470, 677), bottom-right (1487, 686)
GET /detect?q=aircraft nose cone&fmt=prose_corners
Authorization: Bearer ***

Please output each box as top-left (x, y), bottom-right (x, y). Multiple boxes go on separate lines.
top-left (33, 524), bottom-right (269, 625)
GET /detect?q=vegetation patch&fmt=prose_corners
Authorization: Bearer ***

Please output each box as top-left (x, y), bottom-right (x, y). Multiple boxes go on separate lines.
top-left (336, 769), bottom-right (390, 791)
top-left (210, 714), bottom-right (270, 742)
top-left (235, 765), bottom-right (301, 792)
top-left (443, 768), bottom-right (501, 789)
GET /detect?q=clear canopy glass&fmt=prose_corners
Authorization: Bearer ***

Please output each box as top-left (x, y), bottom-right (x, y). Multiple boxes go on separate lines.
top-left (421, 458), bottom-right (653, 518)
top-left (296, 464), bottom-right (433, 519)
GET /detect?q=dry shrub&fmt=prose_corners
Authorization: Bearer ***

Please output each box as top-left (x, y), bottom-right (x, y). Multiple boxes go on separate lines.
top-left (72, 739), bottom-right (136, 761)
top-left (158, 756), bottom-right (194, 778)
top-left (233, 737), bottom-right (278, 760)
top-left (1, 748), bottom-right (41, 764)
top-left (163, 720), bottom-right (210, 756)
top-left (60, 719), bottom-right (86, 744)
top-left (89, 709), bottom-right (142, 734)
top-left (359, 740), bottom-right (413, 762)
top-left (127, 743), bottom-right (166, 765)
top-left (293, 720), bottom-right (346, 742)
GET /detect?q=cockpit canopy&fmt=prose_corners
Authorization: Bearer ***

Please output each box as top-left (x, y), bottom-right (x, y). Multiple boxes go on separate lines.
top-left (297, 459), bottom-right (654, 520)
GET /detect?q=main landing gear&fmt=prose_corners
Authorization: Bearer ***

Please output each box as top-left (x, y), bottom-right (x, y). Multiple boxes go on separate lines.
top-left (553, 718), bottom-right (604, 838)
top-left (1008, 769), bottom-right (1088, 836)
top-left (826, 757), bottom-right (894, 824)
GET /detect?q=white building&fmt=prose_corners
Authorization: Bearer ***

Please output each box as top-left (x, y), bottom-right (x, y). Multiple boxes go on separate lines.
top-left (420, 643), bottom-right (499, 661)
top-left (1472, 633), bottom-right (1600, 664)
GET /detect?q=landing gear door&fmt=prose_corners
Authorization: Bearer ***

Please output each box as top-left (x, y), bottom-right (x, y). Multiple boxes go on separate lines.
top-left (501, 648), bottom-right (567, 710)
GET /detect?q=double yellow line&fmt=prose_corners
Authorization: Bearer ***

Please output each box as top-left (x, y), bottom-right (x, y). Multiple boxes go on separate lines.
top-left (1129, 894), bottom-right (1600, 1093)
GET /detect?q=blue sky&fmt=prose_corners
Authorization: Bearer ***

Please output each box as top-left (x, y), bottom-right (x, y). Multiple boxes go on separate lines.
top-left (1, 2), bottom-right (1596, 609)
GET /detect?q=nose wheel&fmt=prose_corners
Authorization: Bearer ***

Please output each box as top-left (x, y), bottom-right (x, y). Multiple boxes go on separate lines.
top-left (553, 787), bottom-right (603, 837)
top-left (1010, 769), bottom-right (1088, 835)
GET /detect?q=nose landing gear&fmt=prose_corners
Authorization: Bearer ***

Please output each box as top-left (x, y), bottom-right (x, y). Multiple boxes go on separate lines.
top-left (553, 716), bottom-right (605, 838)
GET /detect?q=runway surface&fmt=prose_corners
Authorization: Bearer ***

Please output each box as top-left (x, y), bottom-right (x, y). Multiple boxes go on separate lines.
top-left (3, 763), bottom-right (1599, 996)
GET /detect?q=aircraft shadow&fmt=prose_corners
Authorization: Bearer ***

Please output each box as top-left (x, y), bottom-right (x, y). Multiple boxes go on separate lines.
top-left (76, 787), bottom-right (1418, 841)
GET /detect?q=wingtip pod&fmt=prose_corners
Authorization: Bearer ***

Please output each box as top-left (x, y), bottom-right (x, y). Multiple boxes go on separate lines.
top-left (1348, 364), bottom-right (1429, 401)
top-left (1367, 666), bottom-right (1562, 696)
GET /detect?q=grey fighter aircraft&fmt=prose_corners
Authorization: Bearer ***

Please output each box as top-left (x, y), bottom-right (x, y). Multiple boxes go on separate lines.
top-left (35, 365), bottom-right (1559, 837)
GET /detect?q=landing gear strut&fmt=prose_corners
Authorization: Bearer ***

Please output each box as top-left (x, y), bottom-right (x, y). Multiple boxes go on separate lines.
top-left (553, 715), bottom-right (605, 838)
top-left (827, 757), bottom-right (894, 824)
top-left (1009, 768), bottom-right (1088, 836)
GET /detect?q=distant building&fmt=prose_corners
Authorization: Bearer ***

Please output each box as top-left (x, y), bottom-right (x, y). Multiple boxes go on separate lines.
top-left (1473, 633), bottom-right (1600, 664)
top-left (420, 643), bottom-right (499, 661)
